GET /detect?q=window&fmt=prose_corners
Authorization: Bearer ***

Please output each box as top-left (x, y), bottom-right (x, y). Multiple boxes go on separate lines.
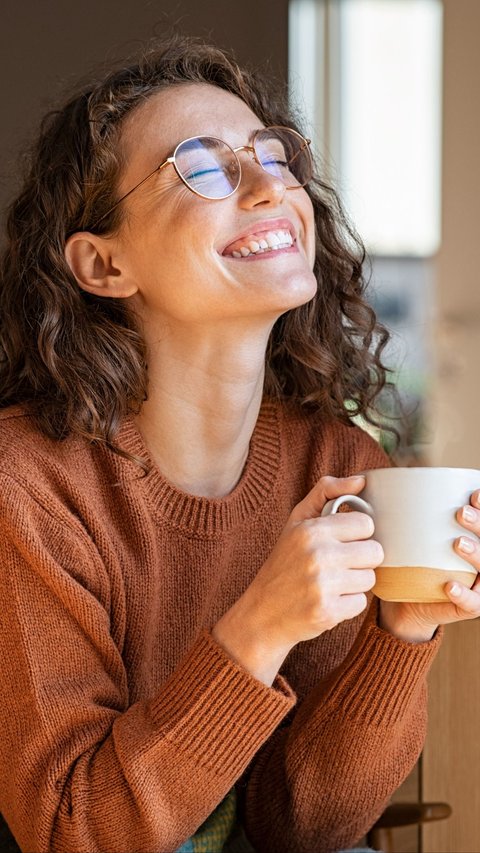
top-left (289, 0), bottom-right (444, 459)
top-left (289, 0), bottom-right (443, 256)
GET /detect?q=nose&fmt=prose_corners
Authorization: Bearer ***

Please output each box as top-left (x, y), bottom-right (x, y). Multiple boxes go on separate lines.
top-left (234, 146), bottom-right (286, 208)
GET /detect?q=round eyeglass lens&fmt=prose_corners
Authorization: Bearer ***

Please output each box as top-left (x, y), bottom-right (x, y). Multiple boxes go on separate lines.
top-left (174, 137), bottom-right (241, 199)
top-left (254, 127), bottom-right (312, 188)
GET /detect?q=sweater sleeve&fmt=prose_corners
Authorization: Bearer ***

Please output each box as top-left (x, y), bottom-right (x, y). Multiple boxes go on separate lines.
top-left (0, 474), bottom-right (295, 853)
top-left (240, 426), bottom-right (441, 852)
top-left (241, 600), bottom-right (441, 853)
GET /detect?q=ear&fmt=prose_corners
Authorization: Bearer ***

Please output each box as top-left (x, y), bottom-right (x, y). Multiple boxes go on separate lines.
top-left (64, 232), bottom-right (138, 298)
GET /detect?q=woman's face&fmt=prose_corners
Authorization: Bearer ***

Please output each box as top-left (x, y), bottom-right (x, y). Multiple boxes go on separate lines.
top-left (113, 82), bottom-right (317, 327)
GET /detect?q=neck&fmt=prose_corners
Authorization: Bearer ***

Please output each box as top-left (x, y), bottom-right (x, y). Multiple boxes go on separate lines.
top-left (134, 321), bottom-right (272, 498)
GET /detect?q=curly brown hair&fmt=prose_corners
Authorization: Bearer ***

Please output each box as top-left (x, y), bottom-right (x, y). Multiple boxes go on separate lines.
top-left (0, 33), bottom-right (396, 459)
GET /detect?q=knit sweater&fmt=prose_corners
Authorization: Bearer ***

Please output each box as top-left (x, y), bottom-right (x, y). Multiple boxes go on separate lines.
top-left (0, 397), bottom-right (441, 853)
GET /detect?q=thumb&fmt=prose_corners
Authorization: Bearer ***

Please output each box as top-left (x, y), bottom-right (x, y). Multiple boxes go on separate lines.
top-left (290, 474), bottom-right (366, 523)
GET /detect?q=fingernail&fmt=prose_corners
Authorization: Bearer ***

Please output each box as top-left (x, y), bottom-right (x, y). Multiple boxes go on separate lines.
top-left (459, 536), bottom-right (475, 554)
top-left (476, 492), bottom-right (480, 508)
top-left (449, 583), bottom-right (461, 597)
top-left (463, 505), bottom-right (476, 522)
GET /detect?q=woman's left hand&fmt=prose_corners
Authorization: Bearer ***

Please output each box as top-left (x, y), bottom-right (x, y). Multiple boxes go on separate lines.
top-left (379, 489), bottom-right (480, 643)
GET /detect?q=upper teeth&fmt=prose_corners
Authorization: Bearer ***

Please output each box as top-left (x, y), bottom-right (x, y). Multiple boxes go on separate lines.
top-left (229, 229), bottom-right (294, 258)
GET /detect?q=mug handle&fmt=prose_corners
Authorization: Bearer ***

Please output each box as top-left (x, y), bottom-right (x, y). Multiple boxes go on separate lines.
top-left (321, 494), bottom-right (374, 518)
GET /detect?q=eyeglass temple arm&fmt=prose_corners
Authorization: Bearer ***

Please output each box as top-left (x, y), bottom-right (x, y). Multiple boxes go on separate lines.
top-left (88, 157), bottom-right (174, 230)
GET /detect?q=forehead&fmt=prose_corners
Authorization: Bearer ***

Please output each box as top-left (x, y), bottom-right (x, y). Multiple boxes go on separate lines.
top-left (120, 83), bottom-right (264, 164)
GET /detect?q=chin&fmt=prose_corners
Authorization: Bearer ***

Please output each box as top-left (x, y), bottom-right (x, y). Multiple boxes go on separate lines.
top-left (271, 270), bottom-right (318, 310)
top-left (249, 282), bottom-right (316, 328)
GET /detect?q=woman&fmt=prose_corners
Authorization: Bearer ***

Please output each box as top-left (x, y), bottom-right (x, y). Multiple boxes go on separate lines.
top-left (1, 35), bottom-right (479, 853)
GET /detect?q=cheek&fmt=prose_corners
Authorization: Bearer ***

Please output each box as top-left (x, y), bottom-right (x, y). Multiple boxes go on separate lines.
top-left (128, 227), bottom-right (218, 317)
top-left (128, 213), bottom-right (208, 279)
top-left (155, 208), bottom-right (227, 289)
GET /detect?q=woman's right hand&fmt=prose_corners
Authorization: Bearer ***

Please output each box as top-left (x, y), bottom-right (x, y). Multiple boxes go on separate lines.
top-left (212, 475), bottom-right (384, 686)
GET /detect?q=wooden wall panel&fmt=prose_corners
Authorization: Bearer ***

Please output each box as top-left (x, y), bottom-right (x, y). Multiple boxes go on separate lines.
top-left (422, 620), bottom-right (480, 852)
top-left (425, 2), bottom-right (480, 847)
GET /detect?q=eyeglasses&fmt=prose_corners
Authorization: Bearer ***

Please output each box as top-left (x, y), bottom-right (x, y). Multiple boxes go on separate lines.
top-left (90, 126), bottom-right (312, 229)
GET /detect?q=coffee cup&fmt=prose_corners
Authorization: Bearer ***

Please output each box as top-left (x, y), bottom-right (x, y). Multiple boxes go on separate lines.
top-left (321, 467), bottom-right (480, 602)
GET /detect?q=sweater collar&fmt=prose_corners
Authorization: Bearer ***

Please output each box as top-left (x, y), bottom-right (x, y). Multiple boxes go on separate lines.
top-left (115, 396), bottom-right (282, 535)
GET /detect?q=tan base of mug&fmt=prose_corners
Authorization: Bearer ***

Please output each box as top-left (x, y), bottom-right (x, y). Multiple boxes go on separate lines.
top-left (373, 565), bottom-right (477, 603)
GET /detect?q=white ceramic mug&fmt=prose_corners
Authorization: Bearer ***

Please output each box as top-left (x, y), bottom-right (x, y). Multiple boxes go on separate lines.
top-left (321, 467), bottom-right (480, 602)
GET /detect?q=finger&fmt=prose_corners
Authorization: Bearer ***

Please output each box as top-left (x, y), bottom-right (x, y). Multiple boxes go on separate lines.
top-left (291, 475), bottom-right (365, 523)
top-left (454, 535), bottom-right (480, 570)
top-left (339, 567), bottom-right (377, 595)
top-left (456, 504), bottom-right (480, 535)
top-left (445, 579), bottom-right (480, 617)
top-left (314, 510), bottom-right (375, 542)
top-left (330, 539), bottom-right (384, 571)
top-left (339, 539), bottom-right (384, 569)
top-left (336, 592), bottom-right (369, 622)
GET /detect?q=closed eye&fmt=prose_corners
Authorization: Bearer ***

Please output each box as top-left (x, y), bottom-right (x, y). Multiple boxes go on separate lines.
top-left (183, 166), bottom-right (223, 180)
top-left (262, 157), bottom-right (289, 167)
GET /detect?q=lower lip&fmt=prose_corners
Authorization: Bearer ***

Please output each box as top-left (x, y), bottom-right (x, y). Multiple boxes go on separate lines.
top-left (222, 245), bottom-right (299, 261)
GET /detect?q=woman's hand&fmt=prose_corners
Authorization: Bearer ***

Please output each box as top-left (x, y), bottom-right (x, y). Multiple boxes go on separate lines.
top-left (379, 489), bottom-right (480, 643)
top-left (212, 475), bottom-right (384, 685)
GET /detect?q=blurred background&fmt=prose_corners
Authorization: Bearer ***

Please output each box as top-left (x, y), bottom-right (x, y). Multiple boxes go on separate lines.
top-left (290, 0), bottom-right (442, 464)
top-left (0, 1), bottom-right (479, 851)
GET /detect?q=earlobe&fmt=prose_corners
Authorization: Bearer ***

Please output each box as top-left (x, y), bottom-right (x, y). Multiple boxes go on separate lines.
top-left (64, 232), bottom-right (138, 298)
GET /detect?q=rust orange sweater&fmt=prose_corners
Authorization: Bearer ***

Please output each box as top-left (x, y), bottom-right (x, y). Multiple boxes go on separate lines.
top-left (0, 398), bottom-right (441, 853)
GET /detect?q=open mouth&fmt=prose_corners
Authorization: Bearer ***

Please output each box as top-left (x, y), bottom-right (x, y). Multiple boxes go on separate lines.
top-left (222, 228), bottom-right (296, 258)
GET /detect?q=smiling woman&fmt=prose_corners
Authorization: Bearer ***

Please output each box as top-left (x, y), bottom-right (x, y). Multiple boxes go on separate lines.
top-left (0, 35), bottom-right (391, 460)
top-left (0, 33), bottom-right (451, 853)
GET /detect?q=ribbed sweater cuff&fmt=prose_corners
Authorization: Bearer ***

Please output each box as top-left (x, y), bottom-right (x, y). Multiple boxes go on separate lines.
top-left (151, 631), bottom-right (296, 779)
top-left (321, 603), bottom-right (442, 728)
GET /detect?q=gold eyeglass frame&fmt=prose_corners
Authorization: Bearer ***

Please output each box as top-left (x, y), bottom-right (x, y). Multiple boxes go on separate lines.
top-left (89, 126), bottom-right (312, 230)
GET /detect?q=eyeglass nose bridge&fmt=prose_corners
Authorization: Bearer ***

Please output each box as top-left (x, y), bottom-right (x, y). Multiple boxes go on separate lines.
top-left (232, 143), bottom-right (256, 158)
top-left (232, 143), bottom-right (262, 173)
